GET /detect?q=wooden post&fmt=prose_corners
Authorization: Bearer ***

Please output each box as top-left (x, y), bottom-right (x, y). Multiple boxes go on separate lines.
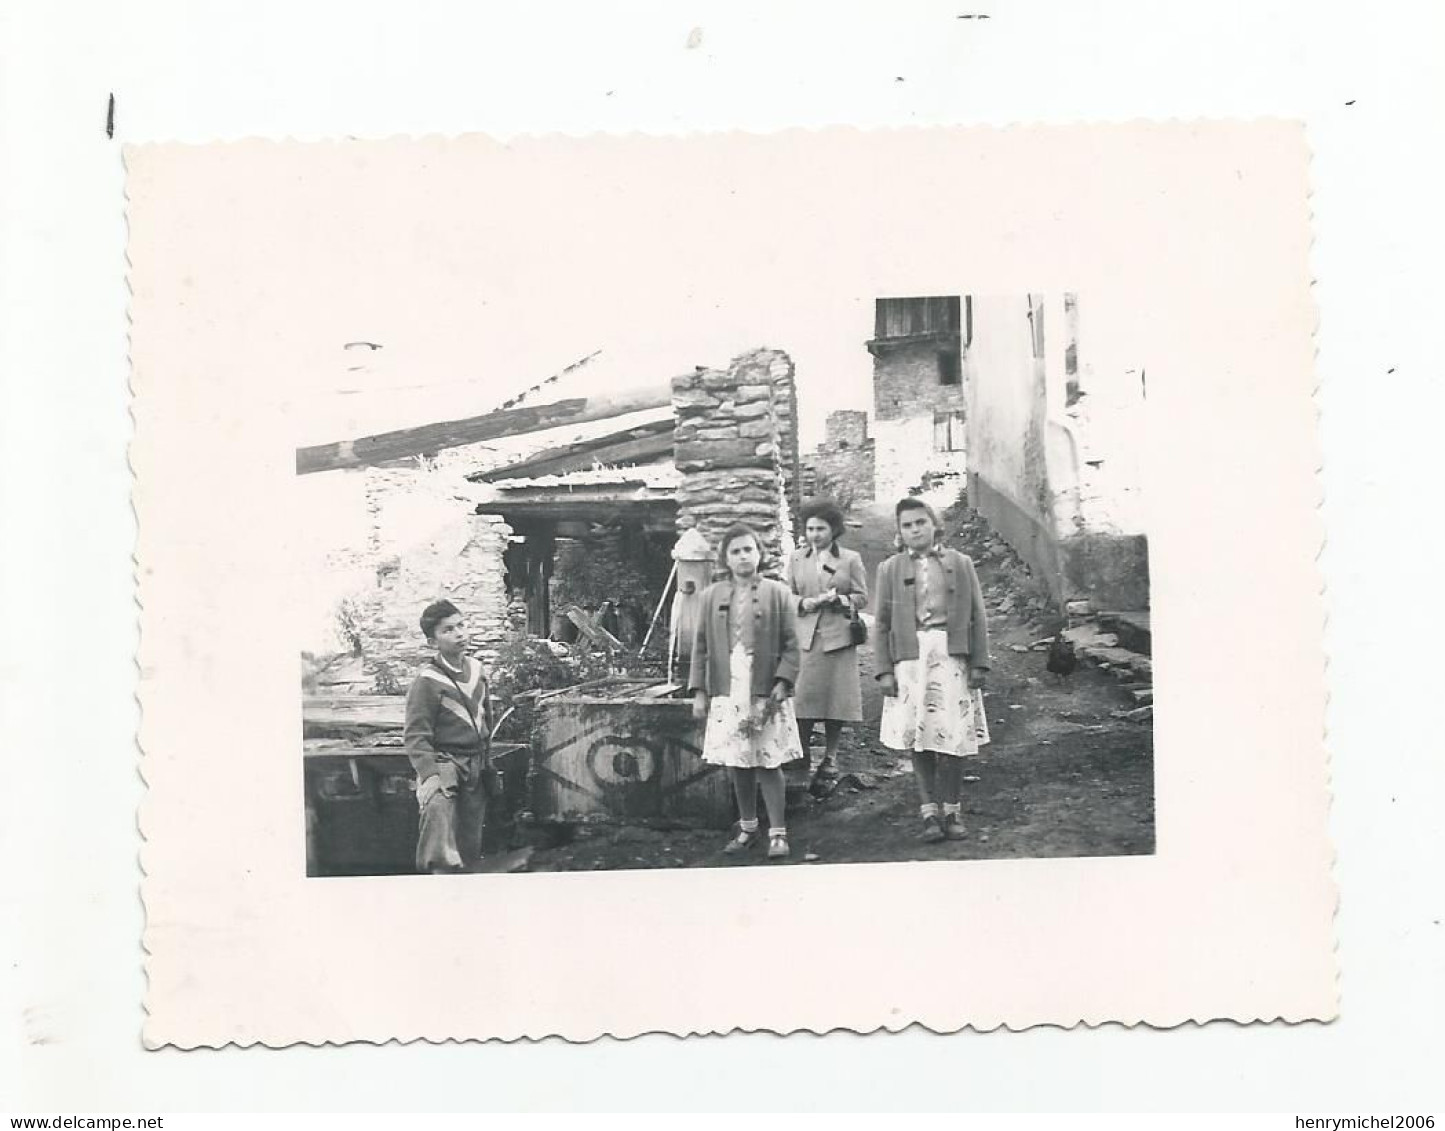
top-left (525, 529), bottom-right (555, 638)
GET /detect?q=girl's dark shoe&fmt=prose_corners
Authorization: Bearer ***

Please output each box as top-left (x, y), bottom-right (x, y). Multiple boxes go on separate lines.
top-left (723, 827), bottom-right (760, 855)
top-left (920, 814), bottom-right (945, 843)
top-left (942, 812), bottom-right (967, 840)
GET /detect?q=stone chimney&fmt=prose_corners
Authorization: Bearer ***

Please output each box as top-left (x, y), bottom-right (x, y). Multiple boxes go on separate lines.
top-left (671, 348), bottom-right (798, 572)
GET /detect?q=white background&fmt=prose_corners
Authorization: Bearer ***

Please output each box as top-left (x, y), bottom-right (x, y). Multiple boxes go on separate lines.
top-left (1, 0), bottom-right (1442, 1113)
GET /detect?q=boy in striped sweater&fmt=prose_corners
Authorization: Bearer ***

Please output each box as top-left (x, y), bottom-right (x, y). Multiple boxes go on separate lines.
top-left (404, 600), bottom-right (493, 873)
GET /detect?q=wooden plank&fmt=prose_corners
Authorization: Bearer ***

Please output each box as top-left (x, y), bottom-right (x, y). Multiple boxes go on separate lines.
top-left (563, 605), bottom-right (624, 650)
top-left (468, 418), bottom-right (674, 482)
top-left (525, 530), bottom-right (555, 637)
top-left (530, 696), bottom-right (731, 826)
top-left (494, 430), bottom-right (673, 482)
top-left (304, 739), bottom-right (529, 760)
top-left (296, 384), bottom-right (674, 475)
top-left (303, 695), bottom-right (405, 733)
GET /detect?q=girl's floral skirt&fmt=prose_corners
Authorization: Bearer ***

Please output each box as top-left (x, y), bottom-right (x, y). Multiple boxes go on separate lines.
top-left (702, 644), bottom-right (805, 769)
top-left (879, 628), bottom-right (991, 757)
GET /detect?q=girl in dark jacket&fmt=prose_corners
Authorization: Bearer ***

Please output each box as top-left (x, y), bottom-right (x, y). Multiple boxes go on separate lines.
top-left (689, 523), bottom-right (804, 860)
top-left (875, 498), bottom-right (991, 844)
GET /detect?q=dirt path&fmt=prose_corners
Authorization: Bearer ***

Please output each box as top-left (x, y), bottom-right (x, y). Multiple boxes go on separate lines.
top-left (528, 497), bottom-right (1155, 871)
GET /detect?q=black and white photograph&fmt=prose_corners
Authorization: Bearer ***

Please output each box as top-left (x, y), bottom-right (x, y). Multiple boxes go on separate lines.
top-left (10, 0), bottom-right (1441, 1111)
top-left (125, 122), bottom-right (1335, 1045)
top-left (297, 292), bottom-right (1154, 877)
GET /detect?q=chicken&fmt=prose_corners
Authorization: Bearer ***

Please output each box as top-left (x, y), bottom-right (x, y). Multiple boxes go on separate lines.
top-left (1046, 633), bottom-right (1078, 681)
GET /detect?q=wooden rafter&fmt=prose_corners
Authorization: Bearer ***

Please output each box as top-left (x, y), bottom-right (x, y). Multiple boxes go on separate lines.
top-left (295, 384), bottom-right (674, 475)
top-left (468, 418), bottom-right (674, 482)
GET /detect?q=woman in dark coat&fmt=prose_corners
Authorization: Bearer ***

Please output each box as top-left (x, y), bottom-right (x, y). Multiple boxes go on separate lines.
top-left (784, 498), bottom-right (868, 778)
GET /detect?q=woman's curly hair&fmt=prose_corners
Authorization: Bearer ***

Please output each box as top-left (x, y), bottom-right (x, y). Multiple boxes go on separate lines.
top-left (798, 497), bottom-right (846, 542)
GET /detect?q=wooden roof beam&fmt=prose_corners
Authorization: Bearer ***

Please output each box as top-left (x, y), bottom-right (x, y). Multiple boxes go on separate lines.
top-left (295, 383), bottom-right (674, 475)
top-left (469, 418), bottom-right (674, 482)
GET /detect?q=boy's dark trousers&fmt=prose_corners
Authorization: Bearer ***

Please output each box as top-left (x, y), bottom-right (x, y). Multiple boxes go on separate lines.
top-left (416, 751), bottom-right (488, 873)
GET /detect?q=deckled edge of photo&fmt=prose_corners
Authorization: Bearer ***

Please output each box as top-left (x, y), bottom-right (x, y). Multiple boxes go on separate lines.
top-left (127, 121), bottom-right (1339, 1048)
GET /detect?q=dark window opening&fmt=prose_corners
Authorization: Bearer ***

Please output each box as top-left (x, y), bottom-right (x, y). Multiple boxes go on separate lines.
top-left (937, 350), bottom-right (961, 386)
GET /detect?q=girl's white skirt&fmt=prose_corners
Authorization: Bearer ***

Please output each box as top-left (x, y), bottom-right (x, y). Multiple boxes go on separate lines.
top-left (879, 628), bottom-right (990, 757)
top-left (702, 643), bottom-right (805, 769)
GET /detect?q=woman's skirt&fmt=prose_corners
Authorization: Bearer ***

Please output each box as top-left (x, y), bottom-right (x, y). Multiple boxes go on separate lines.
top-left (702, 643), bottom-right (806, 769)
top-left (879, 628), bottom-right (990, 757)
top-left (793, 635), bottom-right (863, 722)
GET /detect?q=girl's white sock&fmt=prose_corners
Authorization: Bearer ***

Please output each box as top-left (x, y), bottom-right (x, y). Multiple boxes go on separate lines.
top-left (739, 818), bottom-right (759, 833)
top-left (942, 802), bottom-right (962, 817)
top-left (919, 803), bottom-right (940, 819)
top-left (768, 827), bottom-right (787, 838)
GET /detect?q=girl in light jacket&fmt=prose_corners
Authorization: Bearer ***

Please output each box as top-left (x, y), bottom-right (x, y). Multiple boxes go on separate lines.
top-left (689, 524), bottom-right (804, 860)
top-left (785, 498), bottom-right (868, 778)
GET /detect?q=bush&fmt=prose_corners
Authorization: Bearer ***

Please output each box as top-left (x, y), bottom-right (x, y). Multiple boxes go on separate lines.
top-left (484, 635), bottom-right (670, 741)
top-left (488, 636), bottom-right (612, 702)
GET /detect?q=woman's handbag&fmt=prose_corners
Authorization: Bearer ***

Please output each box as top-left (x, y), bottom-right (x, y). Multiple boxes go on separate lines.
top-left (846, 600), bottom-right (868, 646)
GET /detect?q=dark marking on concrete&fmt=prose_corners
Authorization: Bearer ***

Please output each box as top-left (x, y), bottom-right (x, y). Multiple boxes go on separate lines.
top-left (957, 13), bottom-right (992, 17)
top-left (1345, 99), bottom-right (1356, 106)
top-left (105, 93), bottom-right (115, 139)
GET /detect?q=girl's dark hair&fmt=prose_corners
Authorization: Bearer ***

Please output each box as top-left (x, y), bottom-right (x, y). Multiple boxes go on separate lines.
top-left (799, 497), bottom-right (846, 541)
top-left (419, 598), bottom-right (462, 641)
top-left (892, 496), bottom-right (945, 551)
top-left (715, 523), bottom-right (763, 570)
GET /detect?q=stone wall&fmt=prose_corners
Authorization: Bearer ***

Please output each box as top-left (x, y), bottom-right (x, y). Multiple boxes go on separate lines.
top-left (320, 467), bottom-right (514, 689)
top-left (768, 351), bottom-right (802, 538)
top-left (872, 338), bottom-right (966, 423)
top-left (672, 348), bottom-right (796, 570)
top-left (360, 510), bottom-right (514, 688)
top-left (869, 334), bottom-right (968, 498)
top-left (825, 409), bottom-right (869, 447)
top-left (805, 409), bottom-right (876, 508)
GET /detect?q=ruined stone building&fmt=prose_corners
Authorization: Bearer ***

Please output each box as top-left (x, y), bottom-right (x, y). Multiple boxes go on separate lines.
top-left (856, 292), bottom-right (1148, 614)
top-left (299, 348), bottom-right (801, 689)
top-left (868, 296), bottom-right (970, 500)
top-left (801, 409), bottom-right (875, 508)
